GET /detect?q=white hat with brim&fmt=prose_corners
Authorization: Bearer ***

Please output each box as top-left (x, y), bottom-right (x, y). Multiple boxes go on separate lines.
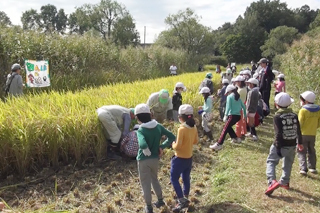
top-left (222, 79), bottom-right (229, 84)
top-left (258, 58), bottom-right (268, 64)
top-left (300, 91), bottom-right (316, 103)
top-left (243, 70), bottom-right (251, 75)
top-left (234, 76), bottom-right (245, 82)
top-left (178, 104), bottom-right (193, 115)
top-left (199, 87), bottom-right (210, 94)
top-left (245, 78), bottom-right (259, 86)
top-left (135, 103), bottom-right (151, 115)
top-left (175, 82), bottom-right (186, 91)
top-left (225, 85), bottom-right (237, 94)
top-left (277, 74), bottom-right (285, 78)
top-left (275, 92), bottom-right (294, 107)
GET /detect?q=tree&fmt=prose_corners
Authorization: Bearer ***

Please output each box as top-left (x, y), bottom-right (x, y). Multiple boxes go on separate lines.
top-left (261, 26), bottom-right (300, 59)
top-left (21, 9), bottom-right (41, 30)
top-left (221, 34), bottom-right (248, 62)
top-left (69, 7), bottom-right (92, 35)
top-left (309, 11), bottom-right (320, 30)
top-left (0, 11), bottom-right (11, 26)
top-left (293, 5), bottom-right (318, 33)
top-left (112, 14), bottom-right (140, 47)
top-left (156, 8), bottom-right (215, 54)
top-left (86, 0), bottom-right (126, 40)
top-left (21, 5), bottom-right (68, 34)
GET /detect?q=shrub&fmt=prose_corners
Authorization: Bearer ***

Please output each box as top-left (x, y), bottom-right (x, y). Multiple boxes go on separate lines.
top-left (208, 56), bottom-right (228, 67)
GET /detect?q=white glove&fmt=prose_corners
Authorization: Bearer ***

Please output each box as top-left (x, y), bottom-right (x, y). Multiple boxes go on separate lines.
top-left (223, 116), bottom-right (228, 122)
top-left (142, 148), bottom-right (151, 156)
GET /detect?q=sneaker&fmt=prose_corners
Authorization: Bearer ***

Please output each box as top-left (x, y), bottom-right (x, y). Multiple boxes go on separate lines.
top-left (279, 182), bottom-right (290, 190)
top-left (231, 138), bottom-right (242, 143)
top-left (154, 199), bottom-right (165, 208)
top-left (252, 135), bottom-right (258, 141)
top-left (309, 169), bottom-right (318, 174)
top-left (265, 180), bottom-right (280, 196)
top-left (245, 133), bottom-right (252, 137)
top-left (145, 205), bottom-right (153, 213)
top-left (172, 198), bottom-right (190, 213)
top-left (300, 170), bottom-right (307, 176)
top-left (209, 142), bottom-right (223, 151)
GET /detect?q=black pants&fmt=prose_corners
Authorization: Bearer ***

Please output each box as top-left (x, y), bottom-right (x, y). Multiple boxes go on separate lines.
top-left (262, 90), bottom-right (271, 109)
top-left (218, 115), bottom-right (241, 145)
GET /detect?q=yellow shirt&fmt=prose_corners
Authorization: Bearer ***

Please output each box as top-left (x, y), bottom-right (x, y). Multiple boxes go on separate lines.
top-left (172, 124), bottom-right (198, 158)
top-left (237, 87), bottom-right (247, 104)
top-left (298, 105), bottom-right (320, 136)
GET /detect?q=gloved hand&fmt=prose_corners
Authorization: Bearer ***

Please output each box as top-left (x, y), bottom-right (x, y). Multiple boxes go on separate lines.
top-left (142, 148), bottom-right (151, 156)
top-left (223, 116), bottom-right (228, 122)
top-left (276, 148), bottom-right (282, 158)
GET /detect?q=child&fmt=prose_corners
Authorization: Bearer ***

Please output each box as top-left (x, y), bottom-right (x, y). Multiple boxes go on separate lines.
top-left (135, 104), bottom-right (176, 213)
top-left (265, 92), bottom-right (303, 195)
top-left (298, 91), bottom-right (320, 175)
top-left (198, 87), bottom-right (214, 141)
top-left (172, 82), bottom-right (187, 122)
top-left (234, 76), bottom-right (247, 139)
top-left (274, 74), bottom-right (286, 108)
top-left (217, 79), bottom-right (229, 120)
top-left (210, 85), bottom-right (246, 151)
top-left (245, 78), bottom-right (260, 141)
top-left (171, 104), bottom-right (198, 212)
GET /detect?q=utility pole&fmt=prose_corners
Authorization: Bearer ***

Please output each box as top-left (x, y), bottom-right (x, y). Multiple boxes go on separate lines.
top-left (144, 26), bottom-right (146, 48)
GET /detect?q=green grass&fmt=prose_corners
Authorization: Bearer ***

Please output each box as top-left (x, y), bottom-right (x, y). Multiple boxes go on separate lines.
top-left (0, 71), bottom-right (319, 212)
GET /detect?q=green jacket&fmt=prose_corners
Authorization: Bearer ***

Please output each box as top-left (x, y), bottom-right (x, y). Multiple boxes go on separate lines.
top-left (136, 120), bottom-right (175, 161)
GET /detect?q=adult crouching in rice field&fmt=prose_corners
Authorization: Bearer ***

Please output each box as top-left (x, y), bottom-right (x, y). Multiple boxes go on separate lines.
top-left (97, 105), bottom-right (136, 160)
top-left (5, 63), bottom-right (24, 98)
top-left (199, 72), bottom-right (214, 95)
top-left (258, 58), bottom-right (275, 110)
top-left (210, 85), bottom-right (246, 151)
top-left (147, 89), bottom-right (173, 123)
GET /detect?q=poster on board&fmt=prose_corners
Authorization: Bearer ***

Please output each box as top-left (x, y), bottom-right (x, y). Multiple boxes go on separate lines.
top-left (25, 59), bottom-right (50, 88)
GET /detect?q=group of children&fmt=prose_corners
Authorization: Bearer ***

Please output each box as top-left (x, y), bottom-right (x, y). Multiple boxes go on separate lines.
top-left (134, 69), bottom-right (319, 213)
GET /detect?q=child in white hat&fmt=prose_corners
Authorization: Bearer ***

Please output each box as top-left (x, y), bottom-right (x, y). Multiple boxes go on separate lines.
top-left (198, 87), bottom-right (214, 141)
top-left (217, 79), bottom-right (229, 120)
top-left (273, 74), bottom-right (286, 108)
top-left (297, 91), bottom-right (320, 175)
top-left (171, 104), bottom-right (198, 212)
top-left (234, 76), bottom-right (247, 139)
top-left (209, 85), bottom-right (246, 151)
top-left (265, 92), bottom-right (303, 196)
top-left (134, 104), bottom-right (176, 213)
top-left (172, 82), bottom-right (187, 122)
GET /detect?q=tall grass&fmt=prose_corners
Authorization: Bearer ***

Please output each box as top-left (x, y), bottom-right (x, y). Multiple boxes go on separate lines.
top-left (280, 31), bottom-right (320, 108)
top-left (0, 27), bottom-right (199, 96)
top-left (0, 72), bottom-right (219, 176)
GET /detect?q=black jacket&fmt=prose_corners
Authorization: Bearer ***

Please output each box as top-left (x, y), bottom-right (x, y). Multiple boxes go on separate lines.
top-left (172, 92), bottom-right (182, 111)
top-left (273, 108), bottom-right (302, 148)
top-left (259, 66), bottom-right (274, 92)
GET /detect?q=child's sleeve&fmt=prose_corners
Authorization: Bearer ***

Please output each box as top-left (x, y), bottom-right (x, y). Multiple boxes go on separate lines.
top-left (203, 98), bottom-right (212, 112)
top-left (136, 130), bottom-right (148, 149)
top-left (172, 128), bottom-right (183, 150)
top-left (273, 115), bottom-right (283, 148)
top-left (296, 116), bottom-right (302, 145)
top-left (225, 95), bottom-right (231, 116)
top-left (159, 125), bottom-right (176, 149)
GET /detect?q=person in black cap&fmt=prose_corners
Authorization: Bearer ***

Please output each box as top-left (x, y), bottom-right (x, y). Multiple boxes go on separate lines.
top-left (258, 58), bottom-right (274, 109)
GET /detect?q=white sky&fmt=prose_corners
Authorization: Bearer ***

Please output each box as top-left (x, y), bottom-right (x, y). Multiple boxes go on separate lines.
top-left (1, 0), bottom-right (320, 43)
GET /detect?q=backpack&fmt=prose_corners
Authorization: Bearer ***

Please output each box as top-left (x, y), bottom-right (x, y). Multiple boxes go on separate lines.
top-left (4, 73), bottom-right (17, 96)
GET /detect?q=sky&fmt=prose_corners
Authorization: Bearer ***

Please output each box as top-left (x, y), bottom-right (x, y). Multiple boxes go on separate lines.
top-left (1, 0), bottom-right (320, 43)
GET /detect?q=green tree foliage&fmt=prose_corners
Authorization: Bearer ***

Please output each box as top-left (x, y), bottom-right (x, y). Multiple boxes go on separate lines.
top-left (309, 11), bottom-right (320, 30)
top-left (69, 8), bottom-right (92, 35)
top-left (156, 8), bottom-right (214, 54)
top-left (0, 11), bottom-right (11, 26)
top-left (261, 26), bottom-right (299, 59)
top-left (21, 5), bottom-right (67, 34)
top-left (112, 14), bottom-right (140, 47)
top-left (221, 34), bottom-right (247, 62)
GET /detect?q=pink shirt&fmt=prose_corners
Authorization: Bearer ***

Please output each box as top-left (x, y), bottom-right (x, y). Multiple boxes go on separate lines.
top-left (275, 81), bottom-right (285, 92)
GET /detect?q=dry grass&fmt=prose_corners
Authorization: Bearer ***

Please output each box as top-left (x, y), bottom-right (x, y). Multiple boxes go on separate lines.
top-left (0, 71), bottom-right (319, 212)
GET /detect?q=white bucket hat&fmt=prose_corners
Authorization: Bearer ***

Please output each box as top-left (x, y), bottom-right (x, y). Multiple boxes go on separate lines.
top-left (225, 85), bottom-right (237, 94)
top-left (135, 103), bottom-right (151, 115)
top-left (199, 87), bottom-right (210, 94)
top-left (277, 74), bottom-right (285, 78)
top-left (300, 91), bottom-right (316, 103)
top-left (246, 78), bottom-right (259, 86)
top-left (222, 79), bottom-right (229, 84)
top-left (275, 92), bottom-right (294, 107)
top-left (234, 76), bottom-right (245, 82)
top-left (175, 82), bottom-right (186, 91)
top-left (178, 104), bottom-right (193, 115)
